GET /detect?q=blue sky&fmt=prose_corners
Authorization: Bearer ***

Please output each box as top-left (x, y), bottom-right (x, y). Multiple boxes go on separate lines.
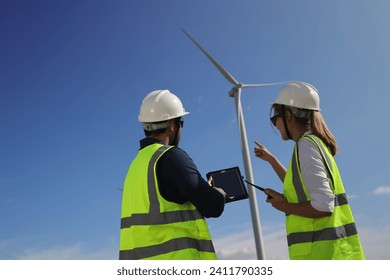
top-left (1, 0), bottom-right (389, 260)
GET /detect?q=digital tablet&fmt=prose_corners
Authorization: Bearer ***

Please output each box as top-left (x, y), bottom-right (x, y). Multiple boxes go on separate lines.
top-left (206, 167), bottom-right (249, 203)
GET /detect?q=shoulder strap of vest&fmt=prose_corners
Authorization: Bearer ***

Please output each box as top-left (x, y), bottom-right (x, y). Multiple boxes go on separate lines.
top-left (147, 144), bottom-right (174, 213)
top-left (299, 134), bottom-right (335, 191)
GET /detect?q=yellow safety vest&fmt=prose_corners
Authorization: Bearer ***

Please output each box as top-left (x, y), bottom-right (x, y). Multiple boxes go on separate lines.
top-left (284, 134), bottom-right (365, 260)
top-left (119, 143), bottom-right (217, 260)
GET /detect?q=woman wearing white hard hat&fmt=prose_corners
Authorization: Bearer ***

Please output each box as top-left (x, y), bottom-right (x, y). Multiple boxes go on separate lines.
top-left (254, 81), bottom-right (365, 259)
top-left (120, 89), bottom-right (226, 260)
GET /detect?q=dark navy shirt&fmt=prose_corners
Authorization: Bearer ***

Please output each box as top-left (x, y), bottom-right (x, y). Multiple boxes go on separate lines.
top-left (139, 138), bottom-right (225, 218)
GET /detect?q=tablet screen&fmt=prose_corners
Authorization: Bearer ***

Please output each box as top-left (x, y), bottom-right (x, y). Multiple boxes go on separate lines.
top-left (206, 167), bottom-right (249, 203)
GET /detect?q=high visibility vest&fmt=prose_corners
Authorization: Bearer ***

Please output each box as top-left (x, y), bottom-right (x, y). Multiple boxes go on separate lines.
top-left (283, 134), bottom-right (365, 260)
top-left (119, 143), bottom-right (217, 260)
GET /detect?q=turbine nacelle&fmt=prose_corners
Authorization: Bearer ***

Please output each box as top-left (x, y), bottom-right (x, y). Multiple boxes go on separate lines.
top-left (228, 84), bottom-right (243, 97)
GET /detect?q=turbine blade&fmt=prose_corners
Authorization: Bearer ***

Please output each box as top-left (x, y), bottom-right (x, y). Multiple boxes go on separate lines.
top-left (242, 81), bottom-right (290, 88)
top-left (181, 28), bottom-right (239, 86)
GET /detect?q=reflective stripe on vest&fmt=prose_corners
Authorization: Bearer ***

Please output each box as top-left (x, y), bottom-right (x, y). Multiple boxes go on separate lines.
top-left (120, 237), bottom-right (215, 260)
top-left (287, 222), bottom-right (358, 246)
top-left (120, 144), bottom-right (216, 260)
top-left (121, 209), bottom-right (204, 228)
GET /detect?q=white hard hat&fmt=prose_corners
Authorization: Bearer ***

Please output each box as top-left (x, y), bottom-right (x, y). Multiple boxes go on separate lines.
top-left (138, 89), bottom-right (190, 123)
top-left (273, 81), bottom-right (320, 111)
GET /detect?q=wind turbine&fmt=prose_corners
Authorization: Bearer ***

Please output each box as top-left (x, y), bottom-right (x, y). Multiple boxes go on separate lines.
top-left (182, 29), bottom-right (282, 260)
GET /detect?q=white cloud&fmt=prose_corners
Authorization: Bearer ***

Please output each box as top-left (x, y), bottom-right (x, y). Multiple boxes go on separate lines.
top-left (20, 243), bottom-right (113, 260)
top-left (214, 224), bottom-right (288, 260)
top-left (374, 186), bottom-right (390, 195)
top-left (0, 235), bottom-right (118, 260)
top-left (18, 243), bottom-right (117, 260)
top-left (214, 229), bottom-right (257, 260)
top-left (19, 243), bottom-right (85, 260)
top-left (358, 225), bottom-right (390, 259)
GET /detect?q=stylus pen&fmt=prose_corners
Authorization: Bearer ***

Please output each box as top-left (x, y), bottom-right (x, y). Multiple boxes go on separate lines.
top-left (243, 178), bottom-right (273, 199)
top-left (242, 177), bottom-right (265, 191)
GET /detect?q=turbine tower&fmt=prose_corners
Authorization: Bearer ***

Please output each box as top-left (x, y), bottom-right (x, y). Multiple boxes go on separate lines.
top-left (182, 29), bottom-right (278, 260)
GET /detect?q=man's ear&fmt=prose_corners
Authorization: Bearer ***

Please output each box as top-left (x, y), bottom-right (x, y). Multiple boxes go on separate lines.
top-left (167, 119), bottom-right (175, 131)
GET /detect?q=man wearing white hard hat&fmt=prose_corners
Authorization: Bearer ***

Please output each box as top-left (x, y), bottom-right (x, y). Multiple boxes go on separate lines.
top-left (254, 81), bottom-right (365, 260)
top-left (119, 89), bottom-right (226, 260)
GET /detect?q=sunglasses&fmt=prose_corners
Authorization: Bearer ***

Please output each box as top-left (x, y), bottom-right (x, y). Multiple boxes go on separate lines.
top-left (176, 117), bottom-right (184, 128)
top-left (270, 114), bottom-right (280, 126)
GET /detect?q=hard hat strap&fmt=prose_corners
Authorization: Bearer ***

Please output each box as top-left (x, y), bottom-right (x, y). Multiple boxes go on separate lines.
top-left (170, 117), bottom-right (183, 147)
top-left (281, 105), bottom-right (293, 140)
top-left (171, 124), bottom-right (180, 147)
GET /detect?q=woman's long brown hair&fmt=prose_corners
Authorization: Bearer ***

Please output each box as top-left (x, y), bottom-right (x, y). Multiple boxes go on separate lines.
top-left (272, 104), bottom-right (339, 156)
top-left (310, 111), bottom-right (339, 156)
